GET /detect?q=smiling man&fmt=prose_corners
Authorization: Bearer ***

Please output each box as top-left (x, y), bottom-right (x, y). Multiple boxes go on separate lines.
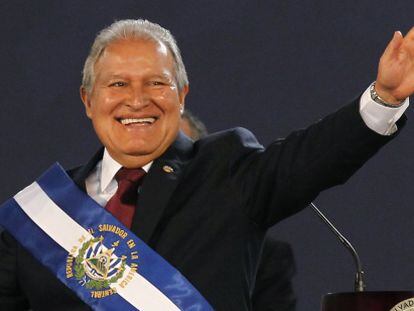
top-left (0, 19), bottom-right (413, 311)
top-left (81, 32), bottom-right (188, 169)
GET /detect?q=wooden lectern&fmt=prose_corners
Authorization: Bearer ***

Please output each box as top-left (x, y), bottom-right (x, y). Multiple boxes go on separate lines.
top-left (321, 291), bottom-right (414, 311)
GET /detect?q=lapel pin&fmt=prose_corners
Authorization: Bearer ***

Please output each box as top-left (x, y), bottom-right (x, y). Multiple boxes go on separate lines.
top-left (162, 165), bottom-right (174, 173)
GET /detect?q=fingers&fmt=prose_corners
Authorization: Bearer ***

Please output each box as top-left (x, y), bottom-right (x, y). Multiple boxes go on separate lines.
top-left (382, 31), bottom-right (403, 60)
top-left (401, 27), bottom-right (414, 58)
top-left (404, 26), bottom-right (414, 40)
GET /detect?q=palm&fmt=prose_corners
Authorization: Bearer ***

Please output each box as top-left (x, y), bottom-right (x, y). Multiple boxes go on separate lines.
top-left (376, 27), bottom-right (414, 103)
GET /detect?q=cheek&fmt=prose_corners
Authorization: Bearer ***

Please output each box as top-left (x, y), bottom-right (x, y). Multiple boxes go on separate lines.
top-left (153, 87), bottom-right (181, 105)
top-left (152, 90), bottom-right (169, 103)
top-left (92, 96), bottom-right (117, 116)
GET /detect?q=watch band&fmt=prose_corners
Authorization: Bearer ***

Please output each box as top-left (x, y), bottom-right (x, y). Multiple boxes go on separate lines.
top-left (369, 82), bottom-right (404, 108)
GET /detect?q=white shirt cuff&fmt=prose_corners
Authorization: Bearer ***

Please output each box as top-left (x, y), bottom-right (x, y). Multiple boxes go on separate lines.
top-left (359, 84), bottom-right (409, 136)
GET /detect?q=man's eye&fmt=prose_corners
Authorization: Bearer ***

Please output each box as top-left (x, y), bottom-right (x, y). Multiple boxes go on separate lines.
top-left (110, 81), bottom-right (126, 87)
top-left (150, 81), bottom-right (164, 86)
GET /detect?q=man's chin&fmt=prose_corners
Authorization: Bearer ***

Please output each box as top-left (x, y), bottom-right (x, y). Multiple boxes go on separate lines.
top-left (106, 137), bottom-right (175, 165)
top-left (122, 145), bottom-right (167, 160)
top-left (123, 148), bottom-right (160, 158)
top-left (117, 142), bottom-right (160, 157)
top-left (108, 150), bottom-right (159, 168)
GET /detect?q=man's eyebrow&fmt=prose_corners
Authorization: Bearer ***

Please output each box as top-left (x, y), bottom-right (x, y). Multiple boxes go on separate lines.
top-left (104, 74), bottom-right (127, 80)
top-left (95, 73), bottom-right (126, 82)
top-left (102, 73), bottom-right (172, 80)
top-left (150, 73), bottom-right (173, 80)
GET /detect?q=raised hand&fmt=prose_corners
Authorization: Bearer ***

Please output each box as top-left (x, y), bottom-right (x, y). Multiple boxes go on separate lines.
top-left (375, 28), bottom-right (414, 105)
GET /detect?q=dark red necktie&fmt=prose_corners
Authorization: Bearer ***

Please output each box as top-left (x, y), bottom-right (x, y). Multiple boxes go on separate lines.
top-left (105, 167), bottom-right (146, 228)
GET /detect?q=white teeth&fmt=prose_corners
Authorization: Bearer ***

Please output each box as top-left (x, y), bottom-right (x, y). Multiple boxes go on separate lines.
top-left (120, 118), bottom-right (156, 125)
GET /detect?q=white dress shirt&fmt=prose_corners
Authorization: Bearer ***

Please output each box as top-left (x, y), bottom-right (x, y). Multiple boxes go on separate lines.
top-left (359, 86), bottom-right (409, 135)
top-left (85, 150), bottom-right (152, 207)
top-left (85, 84), bottom-right (409, 207)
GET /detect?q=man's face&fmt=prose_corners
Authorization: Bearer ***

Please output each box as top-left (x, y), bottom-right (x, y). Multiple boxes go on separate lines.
top-left (81, 39), bottom-right (188, 167)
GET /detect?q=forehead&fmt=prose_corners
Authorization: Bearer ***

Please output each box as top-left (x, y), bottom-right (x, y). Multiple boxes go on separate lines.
top-left (94, 39), bottom-right (174, 76)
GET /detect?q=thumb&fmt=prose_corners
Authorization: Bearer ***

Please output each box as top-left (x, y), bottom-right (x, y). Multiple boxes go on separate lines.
top-left (382, 31), bottom-right (403, 59)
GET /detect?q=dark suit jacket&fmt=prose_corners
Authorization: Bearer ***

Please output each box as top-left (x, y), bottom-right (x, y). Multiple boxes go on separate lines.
top-left (0, 101), bottom-right (405, 310)
top-left (252, 237), bottom-right (296, 311)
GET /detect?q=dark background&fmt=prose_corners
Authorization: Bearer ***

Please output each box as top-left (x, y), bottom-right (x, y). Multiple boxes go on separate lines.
top-left (0, 1), bottom-right (413, 310)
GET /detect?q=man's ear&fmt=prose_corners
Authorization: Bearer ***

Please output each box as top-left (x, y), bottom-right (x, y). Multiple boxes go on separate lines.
top-left (179, 85), bottom-right (189, 107)
top-left (80, 86), bottom-right (93, 119)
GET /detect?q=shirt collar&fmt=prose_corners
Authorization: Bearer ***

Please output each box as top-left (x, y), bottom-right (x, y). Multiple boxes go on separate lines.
top-left (100, 149), bottom-right (152, 193)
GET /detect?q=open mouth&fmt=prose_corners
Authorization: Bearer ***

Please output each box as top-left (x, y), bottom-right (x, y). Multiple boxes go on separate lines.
top-left (118, 117), bottom-right (157, 125)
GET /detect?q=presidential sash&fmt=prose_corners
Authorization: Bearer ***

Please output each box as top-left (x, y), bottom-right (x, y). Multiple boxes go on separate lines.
top-left (0, 163), bottom-right (213, 311)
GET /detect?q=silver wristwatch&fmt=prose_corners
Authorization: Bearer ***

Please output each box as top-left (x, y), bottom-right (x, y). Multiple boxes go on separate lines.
top-left (369, 82), bottom-right (403, 108)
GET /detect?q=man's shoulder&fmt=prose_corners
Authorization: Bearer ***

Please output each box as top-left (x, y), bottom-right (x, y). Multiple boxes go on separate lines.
top-left (185, 127), bottom-right (264, 167)
top-left (196, 127), bottom-right (263, 151)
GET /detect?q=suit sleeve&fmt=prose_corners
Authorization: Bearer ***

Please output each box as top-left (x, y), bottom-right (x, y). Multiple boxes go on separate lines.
top-left (0, 228), bottom-right (29, 310)
top-left (228, 99), bottom-right (406, 228)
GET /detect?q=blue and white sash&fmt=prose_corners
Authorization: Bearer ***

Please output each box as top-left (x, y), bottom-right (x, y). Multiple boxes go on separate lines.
top-left (0, 163), bottom-right (213, 311)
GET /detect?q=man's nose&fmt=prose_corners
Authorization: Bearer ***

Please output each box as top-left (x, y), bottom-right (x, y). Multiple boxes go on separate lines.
top-left (126, 86), bottom-right (148, 109)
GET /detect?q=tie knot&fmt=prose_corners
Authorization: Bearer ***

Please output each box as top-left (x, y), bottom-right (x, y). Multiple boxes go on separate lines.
top-left (106, 167), bottom-right (145, 229)
top-left (115, 167), bottom-right (146, 184)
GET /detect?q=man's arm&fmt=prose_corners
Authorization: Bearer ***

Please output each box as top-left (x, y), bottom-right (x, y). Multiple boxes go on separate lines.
top-left (357, 28), bottom-right (414, 136)
top-left (229, 29), bottom-right (414, 228)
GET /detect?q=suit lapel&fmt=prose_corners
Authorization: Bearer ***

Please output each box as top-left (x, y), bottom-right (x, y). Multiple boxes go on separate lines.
top-left (69, 148), bottom-right (104, 192)
top-left (131, 132), bottom-right (194, 244)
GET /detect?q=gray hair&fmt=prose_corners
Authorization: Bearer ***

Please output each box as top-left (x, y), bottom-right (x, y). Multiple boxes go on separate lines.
top-left (81, 19), bottom-right (188, 94)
